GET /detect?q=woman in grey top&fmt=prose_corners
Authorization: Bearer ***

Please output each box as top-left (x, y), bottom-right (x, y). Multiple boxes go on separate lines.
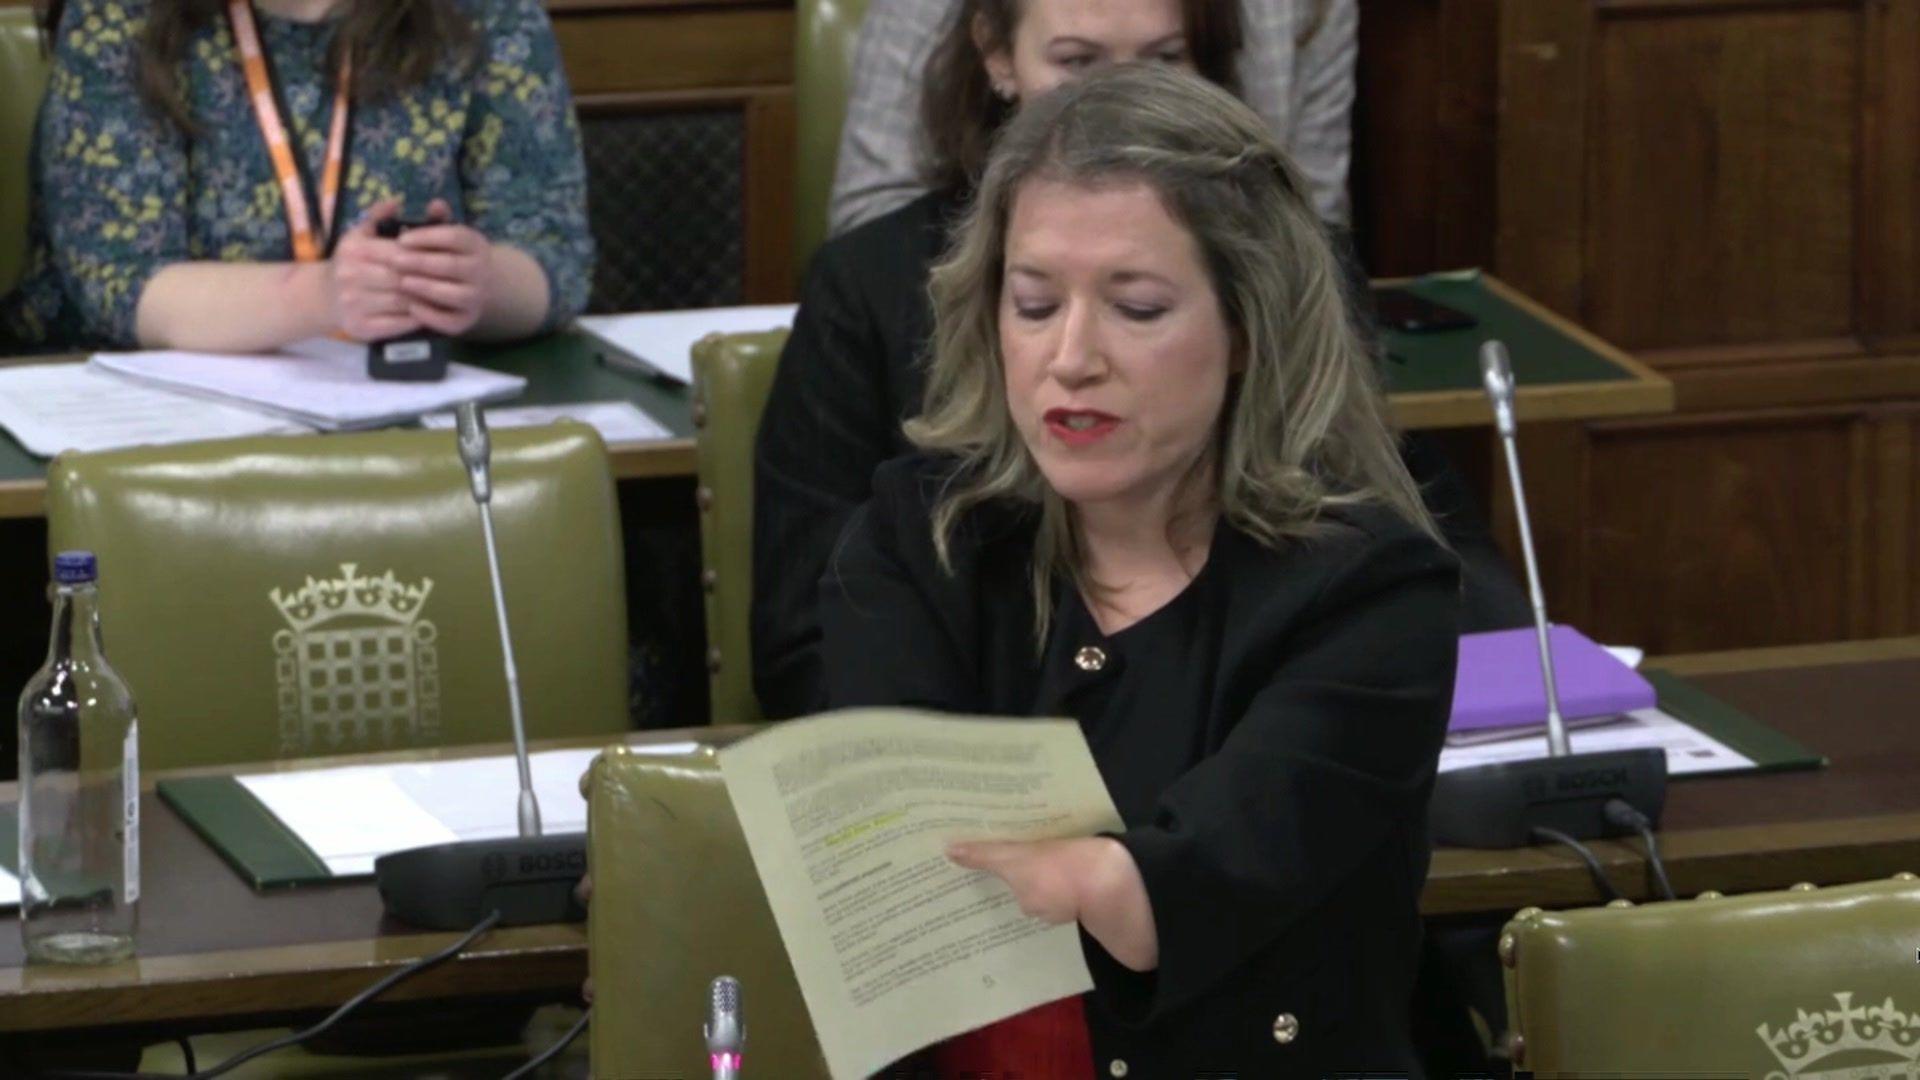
top-left (831, 0), bottom-right (1357, 231)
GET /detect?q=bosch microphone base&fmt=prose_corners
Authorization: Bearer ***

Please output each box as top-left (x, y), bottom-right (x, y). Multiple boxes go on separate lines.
top-left (1430, 747), bottom-right (1668, 849)
top-left (375, 832), bottom-right (587, 930)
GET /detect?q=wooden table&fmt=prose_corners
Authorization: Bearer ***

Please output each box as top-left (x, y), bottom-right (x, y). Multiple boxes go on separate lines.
top-left (0, 273), bottom-right (1670, 519)
top-left (1379, 274), bottom-right (1671, 429)
top-left (0, 638), bottom-right (1911, 1041)
top-left (0, 332), bottom-right (700, 521)
top-left (1423, 637), bottom-right (1920, 915)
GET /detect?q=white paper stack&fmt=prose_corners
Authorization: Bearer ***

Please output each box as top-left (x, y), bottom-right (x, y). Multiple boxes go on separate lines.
top-left (1438, 707), bottom-right (1755, 776)
top-left (421, 400), bottom-right (671, 444)
top-left (235, 743), bottom-right (698, 877)
top-left (89, 337), bottom-right (525, 430)
top-left (0, 364), bottom-right (310, 456)
top-left (577, 303), bottom-right (798, 384)
top-left (0, 865), bottom-right (19, 910)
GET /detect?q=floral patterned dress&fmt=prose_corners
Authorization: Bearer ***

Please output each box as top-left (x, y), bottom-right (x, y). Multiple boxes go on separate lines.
top-left (3, 0), bottom-right (592, 349)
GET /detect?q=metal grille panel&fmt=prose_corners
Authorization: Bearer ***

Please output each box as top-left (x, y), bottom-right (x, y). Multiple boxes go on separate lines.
top-left (581, 108), bottom-right (744, 314)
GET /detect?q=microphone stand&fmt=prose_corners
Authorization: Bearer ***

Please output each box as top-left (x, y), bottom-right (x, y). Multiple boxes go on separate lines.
top-left (1489, 343), bottom-right (1572, 761)
top-left (458, 405), bottom-right (542, 838)
top-left (374, 405), bottom-right (587, 929)
top-left (1428, 341), bottom-right (1668, 848)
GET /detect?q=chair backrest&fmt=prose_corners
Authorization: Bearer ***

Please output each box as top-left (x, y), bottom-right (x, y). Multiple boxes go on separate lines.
top-left (1502, 874), bottom-right (1920, 1074)
top-left (792, 0), bottom-right (872, 283)
top-left (691, 328), bottom-right (787, 724)
top-left (587, 738), bottom-right (831, 1079)
top-left (46, 425), bottom-right (631, 772)
top-left (0, 7), bottom-right (51, 296)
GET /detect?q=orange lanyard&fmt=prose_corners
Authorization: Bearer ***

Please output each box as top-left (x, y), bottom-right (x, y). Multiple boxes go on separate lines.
top-left (227, 0), bottom-right (352, 262)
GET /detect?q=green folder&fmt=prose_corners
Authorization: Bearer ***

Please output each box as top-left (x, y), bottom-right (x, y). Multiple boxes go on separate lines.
top-left (157, 776), bottom-right (333, 889)
top-left (1646, 670), bottom-right (1827, 775)
top-left (1378, 269), bottom-right (1633, 394)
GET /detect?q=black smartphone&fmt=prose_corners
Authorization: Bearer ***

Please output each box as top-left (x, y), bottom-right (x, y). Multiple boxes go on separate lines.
top-left (1371, 287), bottom-right (1477, 333)
top-left (374, 216), bottom-right (430, 241)
top-left (368, 215), bottom-right (452, 382)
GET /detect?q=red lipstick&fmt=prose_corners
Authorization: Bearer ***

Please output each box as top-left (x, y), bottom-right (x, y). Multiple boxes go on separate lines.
top-left (1043, 408), bottom-right (1120, 446)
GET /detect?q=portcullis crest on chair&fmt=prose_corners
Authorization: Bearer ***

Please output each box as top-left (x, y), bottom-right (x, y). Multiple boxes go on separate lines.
top-left (270, 563), bottom-right (439, 754)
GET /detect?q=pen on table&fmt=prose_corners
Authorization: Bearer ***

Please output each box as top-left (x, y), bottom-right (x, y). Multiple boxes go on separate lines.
top-left (594, 347), bottom-right (679, 387)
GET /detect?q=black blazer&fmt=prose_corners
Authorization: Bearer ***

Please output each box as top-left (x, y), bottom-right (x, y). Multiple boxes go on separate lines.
top-left (752, 190), bottom-right (1522, 723)
top-left (823, 453), bottom-right (1462, 1078)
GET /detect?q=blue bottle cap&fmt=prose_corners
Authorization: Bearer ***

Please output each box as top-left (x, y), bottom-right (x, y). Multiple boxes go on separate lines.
top-left (53, 551), bottom-right (97, 585)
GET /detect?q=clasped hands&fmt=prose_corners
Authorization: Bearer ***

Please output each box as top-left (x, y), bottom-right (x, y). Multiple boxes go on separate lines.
top-left (573, 835), bottom-right (1158, 1005)
top-left (327, 197), bottom-right (494, 341)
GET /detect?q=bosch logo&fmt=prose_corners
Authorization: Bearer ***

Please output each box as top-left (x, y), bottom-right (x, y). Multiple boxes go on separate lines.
top-left (518, 851), bottom-right (587, 876)
top-left (1556, 768), bottom-right (1627, 793)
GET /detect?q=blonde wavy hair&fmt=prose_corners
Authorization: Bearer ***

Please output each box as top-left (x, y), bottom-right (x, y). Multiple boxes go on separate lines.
top-left (906, 64), bottom-right (1436, 643)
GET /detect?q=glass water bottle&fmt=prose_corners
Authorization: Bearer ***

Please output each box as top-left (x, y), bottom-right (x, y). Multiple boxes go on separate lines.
top-left (18, 550), bottom-right (139, 965)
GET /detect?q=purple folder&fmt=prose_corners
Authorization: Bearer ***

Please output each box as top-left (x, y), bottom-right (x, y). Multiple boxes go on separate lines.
top-left (1450, 625), bottom-right (1656, 732)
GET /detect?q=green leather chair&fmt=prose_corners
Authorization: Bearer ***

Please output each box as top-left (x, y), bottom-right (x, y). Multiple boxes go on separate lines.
top-left (46, 424), bottom-right (630, 772)
top-left (793, 0), bottom-right (872, 282)
top-left (587, 736), bottom-right (832, 1079)
top-left (1, 6), bottom-right (50, 295)
top-left (691, 328), bottom-right (788, 724)
top-left (1501, 873), bottom-right (1920, 1075)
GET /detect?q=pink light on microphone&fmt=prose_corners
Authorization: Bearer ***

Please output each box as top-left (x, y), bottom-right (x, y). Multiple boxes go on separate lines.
top-left (710, 1052), bottom-right (743, 1069)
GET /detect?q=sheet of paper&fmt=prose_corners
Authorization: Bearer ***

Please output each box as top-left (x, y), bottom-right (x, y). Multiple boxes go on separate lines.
top-left (90, 337), bottom-right (526, 430)
top-left (0, 865), bottom-right (19, 909)
top-left (577, 304), bottom-right (798, 384)
top-left (421, 401), bottom-right (670, 444)
top-left (1438, 707), bottom-right (1756, 776)
top-left (384, 748), bottom-right (602, 841)
top-left (236, 744), bottom-right (696, 876)
top-left (720, 710), bottom-right (1124, 1080)
top-left (0, 364), bottom-right (308, 457)
top-left (1605, 644), bottom-right (1646, 669)
top-left (238, 766), bottom-right (458, 877)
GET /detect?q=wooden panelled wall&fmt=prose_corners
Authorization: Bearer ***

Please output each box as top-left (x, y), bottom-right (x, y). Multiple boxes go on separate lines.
top-left (1363, 0), bottom-right (1920, 652)
top-left (549, 0), bottom-right (796, 303)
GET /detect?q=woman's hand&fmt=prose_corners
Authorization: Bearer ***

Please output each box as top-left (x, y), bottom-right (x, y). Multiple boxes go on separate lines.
top-left (948, 836), bottom-right (1160, 972)
top-left (327, 198), bottom-right (419, 341)
top-left (393, 198), bottom-right (497, 338)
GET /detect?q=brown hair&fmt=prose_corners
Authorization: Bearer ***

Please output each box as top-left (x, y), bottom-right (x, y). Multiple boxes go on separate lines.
top-left (919, 0), bottom-right (1244, 196)
top-left (907, 65), bottom-right (1435, 643)
top-left (39, 0), bottom-right (476, 131)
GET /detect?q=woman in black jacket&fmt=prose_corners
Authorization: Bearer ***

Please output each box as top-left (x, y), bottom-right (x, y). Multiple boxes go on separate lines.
top-left (826, 66), bottom-right (1458, 1077)
top-left (753, 0), bottom-right (1522, 722)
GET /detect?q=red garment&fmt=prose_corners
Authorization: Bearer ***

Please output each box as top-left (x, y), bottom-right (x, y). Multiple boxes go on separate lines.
top-left (923, 996), bottom-right (1095, 1079)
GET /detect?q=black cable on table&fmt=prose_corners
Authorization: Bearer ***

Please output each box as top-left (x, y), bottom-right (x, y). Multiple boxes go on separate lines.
top-left (1530, 825), bottom-right (1623, 902)
top-left (499, 1007), bottom-right (591, 1080)
top-left (1633, 820), bottom-right (1678, 901)
top-left (1604, 797), bottom-right (1678, 901)
top-left (43, 910), bottom-right (502, 1080)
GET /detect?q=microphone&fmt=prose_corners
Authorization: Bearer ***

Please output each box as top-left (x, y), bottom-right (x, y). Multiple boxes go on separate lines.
top-left (1428, 340), bottom-right (1668, 848)
top-left (456, 403), bottom-right (541, 838)
top-left (373, 408), bottom-right (587, 929)
top-left (706, 975), bottom-right (744, 1080)
top-left (1480, 343), bottom-right (1570, 759)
